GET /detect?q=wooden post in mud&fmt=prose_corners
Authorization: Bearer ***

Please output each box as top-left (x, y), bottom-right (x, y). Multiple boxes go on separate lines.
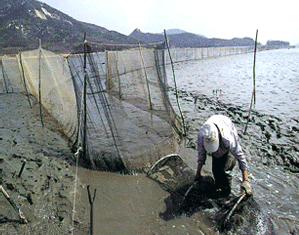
top-left (0, 158), bottom-right (2, 185)
top-left (244, 29), bottom-right (258, 135)
top-left (38, 39), bottom-right (44, 127)
top-left (17, 159), bottom-right (27, 178)
top-left (1, 62), bottom-right (9, 93)
top-left (138, 42), bottom-right (153, 110)
top-left (164, 29), bottom-right (187, 136)
top-left (0, 185), bottom-right (28, 223)
top-left (0, 158), bottom-right (27, 223)
top-left (18, 50), bottom-right (32, 108)
top-left (83, 33), bottom-right (88, 161)
top-left (116, 50), bottom-right (123, 99)
top-left (87, 185), bottom-right (96, 235)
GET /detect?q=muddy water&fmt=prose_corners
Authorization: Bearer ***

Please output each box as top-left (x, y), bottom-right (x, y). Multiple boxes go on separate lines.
top-left (76, 167), bottom-right (212, 235)
top-left (166, 48), bottom-right (299, 234)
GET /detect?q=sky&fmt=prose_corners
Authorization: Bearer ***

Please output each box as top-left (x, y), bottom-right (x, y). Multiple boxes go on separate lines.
top-left (40, 0), bottom-right (298, 45)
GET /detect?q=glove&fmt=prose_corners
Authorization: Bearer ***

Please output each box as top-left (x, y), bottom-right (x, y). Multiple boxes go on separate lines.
top-left (241, 181), bottom-right (253, 196)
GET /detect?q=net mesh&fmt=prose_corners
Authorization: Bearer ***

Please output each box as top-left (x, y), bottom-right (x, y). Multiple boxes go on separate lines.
top-left (1, 56), bottom-right (24, 93)
top-left (15, 49), bottom-right (78, 142)
top-left (68, 43), bottom-right (181, 172)
top-left (0, 44), bottom-right (256, 172)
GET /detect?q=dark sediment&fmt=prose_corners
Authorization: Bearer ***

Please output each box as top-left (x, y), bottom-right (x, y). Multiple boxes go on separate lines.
top-left (0, 93), bottom-right (89, 234)
top-left (173, 87), bottom-right (299, 173)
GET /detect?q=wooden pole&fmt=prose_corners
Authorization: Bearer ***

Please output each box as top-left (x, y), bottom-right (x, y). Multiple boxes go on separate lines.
top-left (18, 50), bottom-right (32, 108)
top-left (1, 62), bottom-right (9, 93)
top-left (87, 185), bottom-right (96, 235)
top-left (83, 33), bottom-right (88, 161)
top-left (38, 39), bottom-right (44, 127)
top-left (138, 42), bottom-right (153, 110)
top-left (163, 29), bottom-right (187, 136)
top-left (253, 30), bottom-right (258, 105)
top-left (17, 159), bottom-right (27, 178)
top-left (244, 29), bottom-right (258, 135)
top-left (116, 50), bottom-right (123, 99)
top-left (0, 185), bottom-right (28, 223)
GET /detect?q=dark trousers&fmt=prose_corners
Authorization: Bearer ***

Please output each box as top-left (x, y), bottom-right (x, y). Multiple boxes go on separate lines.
top-left (212, 152), bottom-right (236, 196)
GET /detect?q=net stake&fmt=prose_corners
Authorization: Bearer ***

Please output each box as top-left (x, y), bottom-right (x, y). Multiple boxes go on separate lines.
top-left (0, 185), bottom-right (28, 223)
top-left (138, 42), bottom-right (153, 110)
top-left (164, 29), bottom-right (187, 136)
top-left (17, 159), bottom-right (27, 178)
top-left (244, 29), bottom-right (258, 134)
top-left (87, 185), bottom-right (96, 235)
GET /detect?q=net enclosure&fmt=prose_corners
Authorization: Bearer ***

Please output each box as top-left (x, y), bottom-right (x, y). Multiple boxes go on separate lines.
top-left (1, 42), bottom-right (182, 173)
top-left (67, 42), bottom-right (182, 172)
top-left (0, 43), bottom-right (256, 173)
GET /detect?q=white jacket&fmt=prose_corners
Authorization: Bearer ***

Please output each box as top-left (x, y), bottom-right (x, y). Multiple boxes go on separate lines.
top-left (197, 115), bottom-right (248, 171)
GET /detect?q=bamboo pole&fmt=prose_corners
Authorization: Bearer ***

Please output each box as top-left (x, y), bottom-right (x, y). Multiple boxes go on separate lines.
top-left (116, 50), bottom-right (123, 99)
top-left (1, 62), bottom-right (9, 93)
top-left (38, 39), bottom-right (44, 127)
top-left (244, 30), bottom-right (258, 135)
top-left (83, 33), bottom-right (88, 161)
top-left (163, 29), bottom-right (187, 136)
top-left (253, 30), bottom-right (258, 105)
top-left (87, 185), bottom-right (96, 235)
top-left (138, 42), bottom-right (153, 110)
top-left (0, 185), bottom-right (28, 223)
top-left (105, 50), bottom-right (113, 90)
top-left (18, 50), bottom-right (32, 108)
top-left (17, 159), bottom-right (27, 178)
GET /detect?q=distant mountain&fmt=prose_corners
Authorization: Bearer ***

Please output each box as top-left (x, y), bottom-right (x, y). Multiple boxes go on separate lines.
top-left (0, 0), bottom-right (259, 54)
top-left (129, 28), bottom-right (165, 44)
top-left (0, 0), bottom-right (138, 53)
top-left (165, 29), bottom-right (207, 38)
top-left (129, 28), bottom-right (256, 48)
top-left (165, 29), bottom-right (187, 35)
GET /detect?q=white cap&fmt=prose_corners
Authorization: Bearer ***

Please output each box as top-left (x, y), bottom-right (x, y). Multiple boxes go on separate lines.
top-left (202, 123), bottom-right (219, 153)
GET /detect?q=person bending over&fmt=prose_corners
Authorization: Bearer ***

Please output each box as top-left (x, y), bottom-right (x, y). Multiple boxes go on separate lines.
top-left (195, 115), bottom-right (253, 197)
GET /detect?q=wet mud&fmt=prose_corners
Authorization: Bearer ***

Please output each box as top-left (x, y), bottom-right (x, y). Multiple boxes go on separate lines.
top-left (175, 89), bottom-right (299, 173)
top-left (168, 80), bottom-right (299, 233)
top-left (1, 49), bottom-right (299, 234)
top-left (0, 93), bottom-right (89, 234)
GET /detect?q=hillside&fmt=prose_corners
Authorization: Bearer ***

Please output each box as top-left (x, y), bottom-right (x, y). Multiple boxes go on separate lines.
top-left (0, 0), bottom-right (138, 53)
top-left (129, 28), bottom-right (256, 48)
top-left (0, 0), bottom-right (260, 54)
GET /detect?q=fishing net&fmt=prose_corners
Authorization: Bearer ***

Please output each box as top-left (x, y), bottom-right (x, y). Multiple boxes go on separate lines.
top-left (15, 49), bottom-right (78, 142)
top-left (147, 154), bottom-right (194, 192)
top-left (215, 194), bottom-right (275, 234)
top-left (147, 154), bottom-right (275, 233)
top-left (67, 42), bottom-right (182, 172)
top-left (165, 46), bottom-right (254, 63)
top-left (0, 44), bottom-right (255, 173)
top-left (1, 43), bottom-right (182, 172)
top-left (1, 55), bottom-right (24, 93)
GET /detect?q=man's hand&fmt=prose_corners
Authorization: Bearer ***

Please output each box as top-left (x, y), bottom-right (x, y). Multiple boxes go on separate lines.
top-left (241, 181), bottom-right (253, 195)
top-left (194, 174), bottom-right (202, 182)
top-left (195, 163), bottom-right (203, 182)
